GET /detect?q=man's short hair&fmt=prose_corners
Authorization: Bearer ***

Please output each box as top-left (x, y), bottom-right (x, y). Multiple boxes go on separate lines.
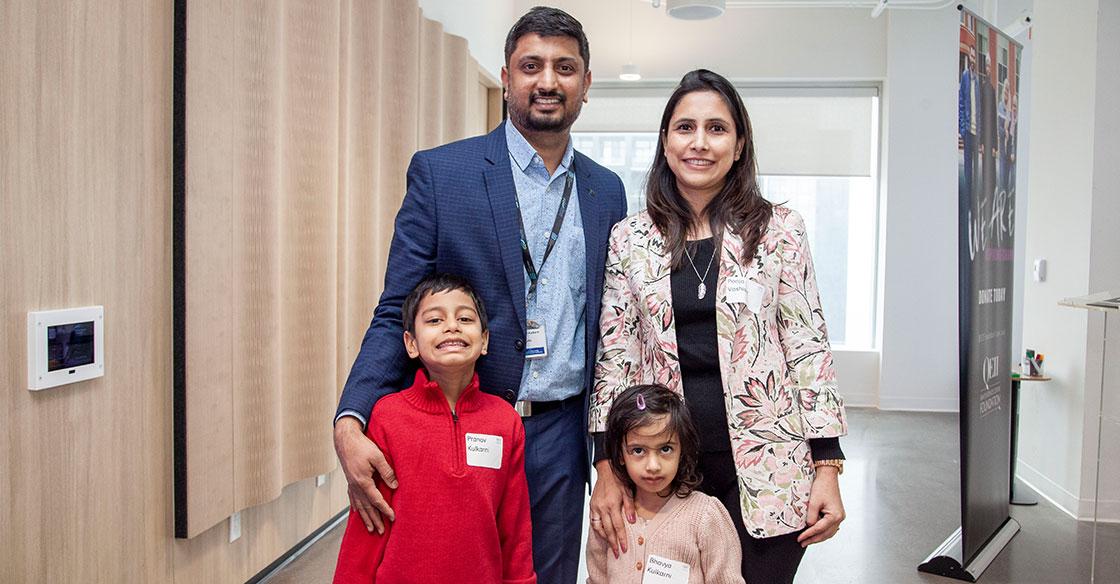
top-left (401, 273), bottom-right (489, 334)
top-left (504, 6), bottom-right (590, 70)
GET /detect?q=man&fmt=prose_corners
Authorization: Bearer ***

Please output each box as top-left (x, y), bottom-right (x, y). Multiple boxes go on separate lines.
top-left (979, 51), bottom-right (998, 208)
top-left (959, 45), bottom-right (978, 202)
top-left (333, 7), bottom-right (627, 582)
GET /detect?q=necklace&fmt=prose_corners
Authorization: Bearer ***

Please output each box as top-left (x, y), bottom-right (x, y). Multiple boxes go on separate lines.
top-left (684, 241), bottom-right (715, 299)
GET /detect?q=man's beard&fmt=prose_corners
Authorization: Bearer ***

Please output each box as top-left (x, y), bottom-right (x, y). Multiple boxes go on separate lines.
top-left (509, 91), bottom-right (582, 133)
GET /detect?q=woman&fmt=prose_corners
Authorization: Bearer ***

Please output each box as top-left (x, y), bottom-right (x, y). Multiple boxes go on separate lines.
top-left (588, 69), bottom-right (848, 584)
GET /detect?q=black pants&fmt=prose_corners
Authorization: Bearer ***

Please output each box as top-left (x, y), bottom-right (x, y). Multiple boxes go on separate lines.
top-left (698, 450), bottom-right (807, 584)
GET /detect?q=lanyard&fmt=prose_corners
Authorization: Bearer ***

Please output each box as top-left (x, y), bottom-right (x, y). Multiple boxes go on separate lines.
top-left (515, 171), bottom-right (574, 297)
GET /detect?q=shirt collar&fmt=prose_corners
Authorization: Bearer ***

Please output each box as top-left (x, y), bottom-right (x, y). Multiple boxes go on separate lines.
top-left (505, 121), bottom-right (575, 175)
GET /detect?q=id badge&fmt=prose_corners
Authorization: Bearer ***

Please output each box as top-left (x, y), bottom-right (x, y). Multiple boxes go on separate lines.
top-left (525, 320), bottom-right (548, 359)
top-left (642, 554), bottom-right (690, 584)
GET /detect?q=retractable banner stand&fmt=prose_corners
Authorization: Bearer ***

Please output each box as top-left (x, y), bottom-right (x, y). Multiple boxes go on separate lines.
top-left (919, 7), bottom-right (1023, 581)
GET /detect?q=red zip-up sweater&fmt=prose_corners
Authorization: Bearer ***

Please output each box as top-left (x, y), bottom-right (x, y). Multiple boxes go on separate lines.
top-left (333, 369), bottom-right (536, 584)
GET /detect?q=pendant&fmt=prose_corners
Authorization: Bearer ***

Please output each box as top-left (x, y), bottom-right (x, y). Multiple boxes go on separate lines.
top-left (697, 282), bottom-right (707, 299)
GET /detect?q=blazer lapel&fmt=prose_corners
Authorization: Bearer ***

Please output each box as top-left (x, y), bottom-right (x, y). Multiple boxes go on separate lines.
top-left (574, 155), bottom-right (600, 324)
top-left (483, 123), bottom-right (527, 335)
top-left (715, 230), bottom-right (762, 379)
top-left (641, 220), bottom-right (681, 389)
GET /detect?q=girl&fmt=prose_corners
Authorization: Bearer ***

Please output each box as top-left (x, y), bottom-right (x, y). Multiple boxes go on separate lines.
top-left (585, 384), bottom-right (744, 584)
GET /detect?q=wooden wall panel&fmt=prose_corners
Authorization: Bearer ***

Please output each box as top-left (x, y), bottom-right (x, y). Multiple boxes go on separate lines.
top-left (441, 34), bottom-right (471, 142)
top-left (374, 0), bottom-right (421, 276)
top-left (1, 0), bottom-right (492, 580)
top-left (1, 0), bottom-right (173, 581)
top-left (184, 0), bottom-right (238, 536)
top-left (272, 0), bottom-right (339, 495)
top-left (418, 15), bottom-right (445, 150)
top-left (337, 0), bottom-right (421, 391)
top-left (472, 75), bottom-right (491, 137)
top-left (229, 0), bottom-right (284, 512)
top-left (337, 0), bottom-right (382, 399)
top-left (183, 0), bottom-right (342, 537)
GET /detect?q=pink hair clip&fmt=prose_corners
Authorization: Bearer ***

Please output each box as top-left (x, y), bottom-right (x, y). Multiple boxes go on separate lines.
top-left (636, 393), bottom-right (646, 410)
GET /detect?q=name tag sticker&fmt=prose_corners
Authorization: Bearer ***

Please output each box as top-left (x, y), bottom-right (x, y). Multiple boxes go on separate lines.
top-left (727, 277), bottom-right (766, 313)
top-left (726, 276), bottom-right (750, 304)
top-left (746, 279), bottom-right (765, 313)
top-left (465, 433), bottom-right (503, 469)
top-left (525, 320), bottom-right (548, 360)
top-left (642, 554), bottom-right (690, 584)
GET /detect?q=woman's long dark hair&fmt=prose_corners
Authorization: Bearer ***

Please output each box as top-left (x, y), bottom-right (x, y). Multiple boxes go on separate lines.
top-left (646, 69), bottom-right (771, 267)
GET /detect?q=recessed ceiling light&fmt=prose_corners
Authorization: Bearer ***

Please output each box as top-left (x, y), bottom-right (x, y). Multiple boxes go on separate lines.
top-left (667, 0), bottom-right (725, 20)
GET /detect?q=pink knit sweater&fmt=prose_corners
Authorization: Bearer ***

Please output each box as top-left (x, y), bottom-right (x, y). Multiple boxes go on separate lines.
top-left (585, 491), bottom-right (745, 584)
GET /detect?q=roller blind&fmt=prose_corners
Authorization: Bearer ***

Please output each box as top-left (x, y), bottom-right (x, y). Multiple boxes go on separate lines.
top-left (573, 87), bottom-right (876, 177)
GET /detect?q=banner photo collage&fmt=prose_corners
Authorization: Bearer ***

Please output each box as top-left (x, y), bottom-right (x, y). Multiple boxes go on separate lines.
top-left (957, 8), bottom-right (1022, 562)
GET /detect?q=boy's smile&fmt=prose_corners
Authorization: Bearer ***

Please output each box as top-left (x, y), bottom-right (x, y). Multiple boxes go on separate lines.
top-left (404, 289), bottom-right (489, 378)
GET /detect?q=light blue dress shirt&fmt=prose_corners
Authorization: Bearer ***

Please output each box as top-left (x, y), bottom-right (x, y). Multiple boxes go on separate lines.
top-left (505, 122), bottom-right (587, 402)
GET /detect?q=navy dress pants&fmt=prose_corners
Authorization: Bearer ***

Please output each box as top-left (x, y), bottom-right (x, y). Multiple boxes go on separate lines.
top-left (521, 399), bottom-right (587, 584)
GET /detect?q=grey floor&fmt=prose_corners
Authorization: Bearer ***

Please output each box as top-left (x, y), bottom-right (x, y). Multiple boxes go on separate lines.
top-left (266, 409), bottom-right (1119, 583)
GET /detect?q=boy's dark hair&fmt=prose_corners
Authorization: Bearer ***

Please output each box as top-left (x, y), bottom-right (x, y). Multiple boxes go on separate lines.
top-left (605, 384), bottom-right (702, 498)
top-left (504, 6), bottom-right (590, 70)
top-left (401, 273), bottom-right (488, 334)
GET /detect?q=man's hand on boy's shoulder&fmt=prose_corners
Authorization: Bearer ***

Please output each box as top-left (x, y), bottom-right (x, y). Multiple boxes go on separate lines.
top-left (335, 417), bottom-right (398, 534)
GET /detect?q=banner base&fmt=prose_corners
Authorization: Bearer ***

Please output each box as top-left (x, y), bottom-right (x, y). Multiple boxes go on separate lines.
top-left (918, 519), bottom-right (1021, 582)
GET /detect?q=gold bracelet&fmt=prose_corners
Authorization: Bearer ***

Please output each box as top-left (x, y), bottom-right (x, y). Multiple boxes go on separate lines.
top-left (813, 459), bottom-right (844, 475)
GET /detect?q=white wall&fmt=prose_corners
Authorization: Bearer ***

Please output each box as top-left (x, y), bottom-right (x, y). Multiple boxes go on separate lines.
top-left (1081, 0), bottom-right (1120, 521)
top-left (1017, 0), bottom-right (1109, 519)
top-left (835, 350), bottom-right (881, 407)
top-left (876, 6), bottom-right (962, 411)
top-left (419, 0), bottom-right (515, 78)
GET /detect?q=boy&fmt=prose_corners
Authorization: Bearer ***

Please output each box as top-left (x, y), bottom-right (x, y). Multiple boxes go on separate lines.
top-left (333, 273), bottom-right (536, 584)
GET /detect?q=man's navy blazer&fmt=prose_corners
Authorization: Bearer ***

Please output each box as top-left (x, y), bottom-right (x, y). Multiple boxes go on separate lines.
top-left (337, 121), bottom-right (628, 425)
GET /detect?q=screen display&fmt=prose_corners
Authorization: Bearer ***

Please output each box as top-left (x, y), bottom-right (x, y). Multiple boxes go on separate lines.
top-left (47, 321), bottom-right (96, 372)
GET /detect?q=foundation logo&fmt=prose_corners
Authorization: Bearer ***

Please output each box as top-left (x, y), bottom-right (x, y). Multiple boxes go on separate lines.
top-left (982, 355), bottom-right (1000, 390)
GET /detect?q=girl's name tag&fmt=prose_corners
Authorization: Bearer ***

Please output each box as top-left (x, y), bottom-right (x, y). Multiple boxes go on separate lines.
top-left (643, 554), bottom-right (690, 583)
top-left (465, 433), bottom-right (503, 469)
top-left (726, 276), bottom-right (765, 313)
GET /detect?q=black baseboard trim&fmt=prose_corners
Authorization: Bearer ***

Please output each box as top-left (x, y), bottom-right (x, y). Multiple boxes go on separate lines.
top-left (245, 508), bottom-right (349, 584)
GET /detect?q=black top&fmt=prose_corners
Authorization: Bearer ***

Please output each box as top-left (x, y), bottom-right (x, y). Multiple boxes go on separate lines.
top-left (671, 238), bottom-right (734, 452)
top-left (592, 237), bottom-right (842, 462)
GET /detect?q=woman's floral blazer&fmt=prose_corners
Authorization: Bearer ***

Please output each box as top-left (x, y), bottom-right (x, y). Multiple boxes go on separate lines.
top-left (590, 206), bottom-right (847, 538)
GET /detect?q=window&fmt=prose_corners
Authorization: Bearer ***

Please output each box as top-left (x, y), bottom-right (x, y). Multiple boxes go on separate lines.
top-left (571, 133), bottom-right (656, 213)
top-left (573, 86), bottom-right (880, 349)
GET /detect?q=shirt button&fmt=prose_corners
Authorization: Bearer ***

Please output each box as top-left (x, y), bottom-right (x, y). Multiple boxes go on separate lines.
top-left (541, 277), bottom-right (549, 286)
top-left (635, 561), bottom-right (643, 572)
top-left (637, 536), bottom-right (644, 545)
top-left (532, 371), bottom-right (540, 379)
top-left (514, 339), bottom-right (525, 351)
top-left (504, 389), bottom-right (516, 401)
